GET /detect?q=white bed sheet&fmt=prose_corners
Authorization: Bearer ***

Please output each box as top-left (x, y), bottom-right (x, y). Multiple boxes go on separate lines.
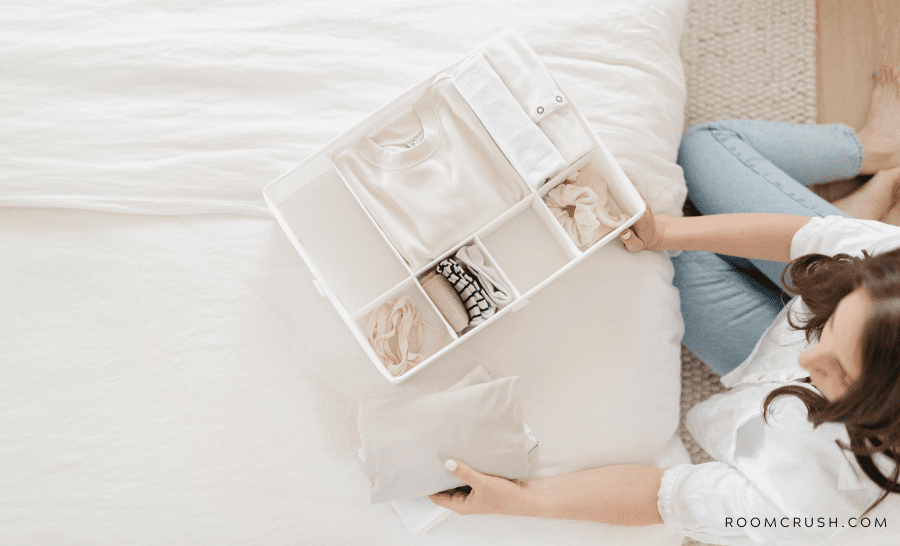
top-left (1, 0), bottom-right (693, 544)
top-left (1, 208), bottom-right (688, 545)
top-left (1, 0), bottom-right (686, 218)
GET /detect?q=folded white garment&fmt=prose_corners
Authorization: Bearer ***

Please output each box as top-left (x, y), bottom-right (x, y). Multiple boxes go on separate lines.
top-left (358, 375), bottom-right (529, 504)
top-left (332, 75), bottom-right (527, 270)
top-left (372, 365), bottom-right (538, 535)
top-left (483, 31), bottom-right (594, 165)
top-left (450, 52), bottom-right (566, 188)
top-left (455, 244), bottom-right (513, 308)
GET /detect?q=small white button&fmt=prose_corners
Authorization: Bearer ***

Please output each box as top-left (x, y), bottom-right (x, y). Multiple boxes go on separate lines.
top-left (556, 95), bottom-right (563, 102)
top-left (537, 106), bottom-right (544, 114)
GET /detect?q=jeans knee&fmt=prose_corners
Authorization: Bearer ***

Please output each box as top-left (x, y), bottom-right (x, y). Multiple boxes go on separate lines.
top-left (679, 121), bottom-right (712, 147)
top-left (677, 123), bottom-right (720, 172)
top-left (680, 120), bottom-right (728, 150)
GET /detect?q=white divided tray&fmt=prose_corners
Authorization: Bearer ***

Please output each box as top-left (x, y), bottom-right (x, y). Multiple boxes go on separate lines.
top-left (264, 29), bottom-right (646, 384)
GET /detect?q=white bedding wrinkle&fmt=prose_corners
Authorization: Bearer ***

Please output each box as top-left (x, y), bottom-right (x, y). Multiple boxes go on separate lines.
top-left (1, 0), bottom-right (686, 217)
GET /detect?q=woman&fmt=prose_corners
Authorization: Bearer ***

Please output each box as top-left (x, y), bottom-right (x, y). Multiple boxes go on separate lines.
top-left (428, 65), bottom-right (900, 545)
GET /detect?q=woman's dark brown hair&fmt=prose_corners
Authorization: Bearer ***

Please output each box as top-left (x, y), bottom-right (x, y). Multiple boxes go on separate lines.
top-left (763, 247), bottom-right (900, 516)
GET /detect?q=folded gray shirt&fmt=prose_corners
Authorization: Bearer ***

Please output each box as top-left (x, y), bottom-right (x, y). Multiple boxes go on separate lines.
top-left (358, 375), bottom-right (530, 503)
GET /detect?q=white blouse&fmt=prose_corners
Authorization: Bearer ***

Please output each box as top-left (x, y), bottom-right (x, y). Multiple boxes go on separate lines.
top-left (657, 216), bottom-right (900, 546)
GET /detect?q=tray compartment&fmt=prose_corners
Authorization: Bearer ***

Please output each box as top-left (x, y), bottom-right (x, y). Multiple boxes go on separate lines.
top-left (278, 168), bottom-right (410, 315)
top-left (416, 236), bottom-right (519, 336)
top-left (537, 153), bottom-right (636, 252)
top-left (478, 195), bottom-right (575, 295)
top-left (351, 278), bottom-right (454, 379)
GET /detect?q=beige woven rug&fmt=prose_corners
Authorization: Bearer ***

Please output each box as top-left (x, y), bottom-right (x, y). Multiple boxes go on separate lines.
top-left (677, 1), bottom-right (816, 544)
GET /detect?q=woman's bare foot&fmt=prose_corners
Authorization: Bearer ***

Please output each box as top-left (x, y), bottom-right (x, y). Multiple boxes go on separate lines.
top-left (833, 166), bottom-right (900, 221)
top-left (858, 64), bottom-right (900, 174)
top-left (880, 181), bottom-right (900, 226)
top-left (881, 200), bottom-right (900, 226)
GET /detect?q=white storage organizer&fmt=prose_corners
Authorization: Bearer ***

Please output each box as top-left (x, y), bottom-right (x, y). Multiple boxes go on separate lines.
top-left (264, 29), bottom-right (646, 384)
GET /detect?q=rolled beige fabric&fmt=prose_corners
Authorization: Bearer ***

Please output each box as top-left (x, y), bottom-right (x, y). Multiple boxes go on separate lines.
top-left (545, 183), bottom-right (605, 248)
top-left (571, 164), bottom-right (628, 229)
top-left (420, 270), bottom-right (469, 333)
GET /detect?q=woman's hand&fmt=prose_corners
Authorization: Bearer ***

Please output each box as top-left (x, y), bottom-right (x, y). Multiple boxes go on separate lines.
top-left (428, 460), bottom-right (531, 516)
top-left (619, 198), bottom-right (666, 252)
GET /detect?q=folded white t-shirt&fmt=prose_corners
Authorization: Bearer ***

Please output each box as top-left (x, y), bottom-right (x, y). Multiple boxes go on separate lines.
top-left (333, 75), bottom-right (527, 270)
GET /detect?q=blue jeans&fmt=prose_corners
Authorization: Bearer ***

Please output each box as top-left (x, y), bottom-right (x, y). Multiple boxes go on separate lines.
top-left (673, 120), bottom-right (861, 376)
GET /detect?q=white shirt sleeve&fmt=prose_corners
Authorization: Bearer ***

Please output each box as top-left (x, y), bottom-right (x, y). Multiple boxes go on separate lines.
top-left (658, 463), bottom-right (840, 546)
top-left (790, 216), bottom-right (900, 260)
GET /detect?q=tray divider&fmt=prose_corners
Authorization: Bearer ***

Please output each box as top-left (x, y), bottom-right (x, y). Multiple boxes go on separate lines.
top-left (350, 277), bottom-right (417, 322)
top-left (471, 236), bottom-right (521, 300)
top-left (328, 159), bottom-right (414, 277)
top-left (475, 194), bottom-right (533, 240)
top-left (536, 153), bottom-right (594, 199)
top-left (530, 194), bottom-right (582, 261)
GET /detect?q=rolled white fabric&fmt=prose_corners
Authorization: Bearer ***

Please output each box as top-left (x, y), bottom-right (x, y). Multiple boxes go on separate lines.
top-left (450, 52), bottom-right (566, 188)
top-left (483, 31), bottom-right (594, 165)
top-left (455, 244), bottom-right (513, 308)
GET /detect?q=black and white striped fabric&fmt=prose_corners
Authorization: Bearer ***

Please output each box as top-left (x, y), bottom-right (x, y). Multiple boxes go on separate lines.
top-left (436, 258), bottom-right (495, 326)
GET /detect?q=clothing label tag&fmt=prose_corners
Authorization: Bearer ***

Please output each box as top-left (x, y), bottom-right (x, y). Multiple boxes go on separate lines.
top-left (406, 132), bottom-right (424, 148)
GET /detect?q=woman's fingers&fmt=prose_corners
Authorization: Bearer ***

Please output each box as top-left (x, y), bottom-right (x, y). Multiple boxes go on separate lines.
top-left (428, 489), bottom-right (466, 511)
top-left (428, 460), bottom-right (486, 513)
top-left (620, 228), bottom-right (646, 252)
top-left (445, 459), bottom-right (485, 487)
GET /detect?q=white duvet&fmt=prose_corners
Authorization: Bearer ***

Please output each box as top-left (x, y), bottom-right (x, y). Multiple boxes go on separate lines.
top-left (1, 1), bottom-right (692, 544)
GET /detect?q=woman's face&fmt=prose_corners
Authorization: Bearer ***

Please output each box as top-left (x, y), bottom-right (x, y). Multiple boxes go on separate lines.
top-left (797, 288), bottom-right (870, 401)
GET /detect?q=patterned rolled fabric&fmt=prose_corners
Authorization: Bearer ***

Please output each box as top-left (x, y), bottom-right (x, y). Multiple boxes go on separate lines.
top-left (455, 244), bottom-right (513, 309)
top-left (436, 258), bottom-right (494, 326)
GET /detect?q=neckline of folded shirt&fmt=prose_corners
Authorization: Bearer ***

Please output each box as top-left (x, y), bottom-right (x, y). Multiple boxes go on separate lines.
top-left (358, 96), bottom-right (442, 169)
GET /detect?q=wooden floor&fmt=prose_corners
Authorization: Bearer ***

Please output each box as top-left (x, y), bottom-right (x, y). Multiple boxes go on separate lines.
top-left (814, 0), bottom-right (900, 202)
